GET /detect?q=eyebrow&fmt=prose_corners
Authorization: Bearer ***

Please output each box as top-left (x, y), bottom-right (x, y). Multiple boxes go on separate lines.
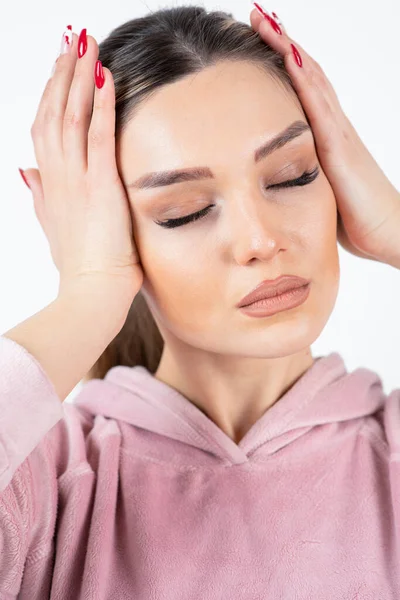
top-left (128, 119), bottom-right (311, 191)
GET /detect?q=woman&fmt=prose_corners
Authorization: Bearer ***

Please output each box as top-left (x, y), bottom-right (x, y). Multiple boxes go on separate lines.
top-left (2, 4), bottom-right (400, 598)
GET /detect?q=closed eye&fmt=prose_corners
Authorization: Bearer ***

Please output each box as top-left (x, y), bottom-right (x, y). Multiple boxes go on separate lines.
top-left (155, 166), bottom-right (320, 229)
top-left (267, 165), bottom-right (320, 189)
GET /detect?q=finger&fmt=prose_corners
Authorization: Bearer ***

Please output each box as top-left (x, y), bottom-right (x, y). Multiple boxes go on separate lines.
top-left (30, 76), bottom-right (55, 165)
top-left (46, 31), bottom-right (80, 158)
top-left (250, 5), bottom-right (287, 35)
top-left (253, 12), bottom-right (340, 114)
top-left (63, 33), bottom-right (99, 177)
top-left (269, 11), bottom-right (286, 33)
top-left (87, 65), bottom-right (118, 184)
top-left (30, 28), bottom-right (71, 142)
top-left (250, 7), bottom-right (264, 31)
top-left (34, 31), bottom-right (79, 167)
top-left (252, 15), bottom-right (343, 151)
top-left (31, 77), bottom-right (53, 139)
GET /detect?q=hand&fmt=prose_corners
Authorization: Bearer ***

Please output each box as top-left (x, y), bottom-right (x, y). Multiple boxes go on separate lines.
top-left (21, 28), bottom-right (144, 311)
top-left (250, 6), bottom-right (400, 269)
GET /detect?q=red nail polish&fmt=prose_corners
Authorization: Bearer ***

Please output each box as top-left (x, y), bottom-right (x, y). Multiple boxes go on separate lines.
top-left (267, 15), bottom-right (282, 35)
top-left (291, 44), bottom-right (303, 67)
top-left (253, 3), bottom-right (282, 35)
top-left (18, 168), bottom-right (31, 190)
top-left (95, 60), bottom-right (105, 89)
top-left (78, 28), bottom-right (87, 58)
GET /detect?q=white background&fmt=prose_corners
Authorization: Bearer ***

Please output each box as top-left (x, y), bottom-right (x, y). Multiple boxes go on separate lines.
top-left (0, 0), bottom-right (399, 403)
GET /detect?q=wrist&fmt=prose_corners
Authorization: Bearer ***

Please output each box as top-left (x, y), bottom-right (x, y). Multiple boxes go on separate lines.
top-left (57, 277), bottom-right (134, 336)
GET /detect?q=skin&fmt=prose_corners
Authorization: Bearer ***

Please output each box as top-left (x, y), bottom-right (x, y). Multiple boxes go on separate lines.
top-left (116, 60), bottom-right (340, 445)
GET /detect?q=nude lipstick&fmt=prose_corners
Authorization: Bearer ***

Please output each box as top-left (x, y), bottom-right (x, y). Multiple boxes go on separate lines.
top-left (237, 275), bottom-right (311, 318)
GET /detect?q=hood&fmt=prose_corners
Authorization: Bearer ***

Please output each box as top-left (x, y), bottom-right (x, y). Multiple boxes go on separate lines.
top-left (73, 352), bottom-right (386, 463)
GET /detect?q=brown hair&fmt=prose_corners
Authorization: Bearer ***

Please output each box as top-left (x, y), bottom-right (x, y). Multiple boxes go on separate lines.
top-left (85, 4), bottom-right (297, 381)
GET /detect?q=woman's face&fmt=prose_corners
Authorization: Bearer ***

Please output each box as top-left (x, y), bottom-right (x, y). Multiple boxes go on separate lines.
top-left (117, 60), bottom-right (340, 359)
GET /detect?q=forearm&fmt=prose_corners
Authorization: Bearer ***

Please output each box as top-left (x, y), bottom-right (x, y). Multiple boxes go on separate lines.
top-left (2, 285), bottom-right (129, 402)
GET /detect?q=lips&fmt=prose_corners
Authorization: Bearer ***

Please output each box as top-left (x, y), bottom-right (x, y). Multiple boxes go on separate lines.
top-left (236, 275), bottom-right (311, 308)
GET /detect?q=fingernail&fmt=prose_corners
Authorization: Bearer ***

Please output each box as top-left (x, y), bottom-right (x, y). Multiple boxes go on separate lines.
top-left (271, 11), bottom-right (285, 30)
top-left (252, 3), bottom-right (282, 35)
top-left (60, 25), bottom-right (73, 55)
top-left (78, 28), bottom-right (88, 59)
top-left (291, 43), bottom-right (303, 68)
top-left (94, 60), bottom-right (105, 89)
top-left (18, 168), bottom-right (31, 190)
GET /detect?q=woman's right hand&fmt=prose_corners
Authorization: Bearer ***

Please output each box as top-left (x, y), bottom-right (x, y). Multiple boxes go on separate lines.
top-left (22, 28), bottom-right (143, 317)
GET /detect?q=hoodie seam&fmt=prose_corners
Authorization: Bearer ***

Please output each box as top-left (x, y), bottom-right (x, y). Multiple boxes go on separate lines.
top-left (120, 446), bottom-right (254, 471)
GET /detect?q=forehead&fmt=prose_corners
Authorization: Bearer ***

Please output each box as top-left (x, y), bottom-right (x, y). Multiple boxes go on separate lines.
top-left (118, 61), bottom-right (304, 173)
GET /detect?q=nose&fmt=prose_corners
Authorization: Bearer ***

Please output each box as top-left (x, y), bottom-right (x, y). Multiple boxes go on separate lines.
top-left (228, 198), bottom-right (287, 266)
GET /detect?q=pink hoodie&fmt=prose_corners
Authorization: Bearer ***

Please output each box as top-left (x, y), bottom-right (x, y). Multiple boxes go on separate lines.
top-left (1, 332), bottom-right (400, 599)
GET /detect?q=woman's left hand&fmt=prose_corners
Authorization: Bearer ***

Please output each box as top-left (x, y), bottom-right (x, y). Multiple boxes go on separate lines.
top-left (250, 5), bottom-right (400, 269)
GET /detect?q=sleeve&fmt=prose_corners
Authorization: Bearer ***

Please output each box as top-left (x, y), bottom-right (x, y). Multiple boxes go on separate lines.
top-left (383, 389), bottom-right (400, 556)
top-left (0, 335), bottom-right (64, 493)
top-left (0, 334), bottom-right (64, 594)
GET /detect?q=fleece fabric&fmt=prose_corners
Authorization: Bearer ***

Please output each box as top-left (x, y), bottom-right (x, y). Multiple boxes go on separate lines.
top-left (1, 333), bottom-right (400, 599)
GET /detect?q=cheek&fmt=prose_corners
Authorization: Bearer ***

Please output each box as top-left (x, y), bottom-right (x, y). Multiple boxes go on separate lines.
top-left (304, 175), bottom-right (338, 252)
top-left (308, 183), bottom-right (340, 299)
top-left (138, 230), bottom-right (221, 331)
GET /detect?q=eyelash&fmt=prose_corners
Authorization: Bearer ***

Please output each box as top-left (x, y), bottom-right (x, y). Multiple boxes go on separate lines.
top-left (156, 166), bottom-right (320, 230)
